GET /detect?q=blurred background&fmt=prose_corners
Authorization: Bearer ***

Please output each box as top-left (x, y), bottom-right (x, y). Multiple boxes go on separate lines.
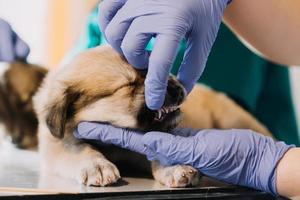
top-left (0, 0), bottom-right (98, 67)
top-left (0, 0), bottom-right (299, 128)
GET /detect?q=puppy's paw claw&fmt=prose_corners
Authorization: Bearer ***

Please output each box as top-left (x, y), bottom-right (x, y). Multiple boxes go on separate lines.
top-left (79, 158), bottom-right (120, 187)
top-left (160, 165), bottom-right (200, 188)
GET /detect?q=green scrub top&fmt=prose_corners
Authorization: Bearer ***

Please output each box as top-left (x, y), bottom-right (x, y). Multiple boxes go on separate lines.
top-left (72, 9), bottom-right (299, 146)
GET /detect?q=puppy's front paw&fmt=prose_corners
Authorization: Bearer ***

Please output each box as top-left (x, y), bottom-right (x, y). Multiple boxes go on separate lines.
top-left (79, 158), bottom-right (121, 186)
top-left (157, 165), bottom-right (200, 188)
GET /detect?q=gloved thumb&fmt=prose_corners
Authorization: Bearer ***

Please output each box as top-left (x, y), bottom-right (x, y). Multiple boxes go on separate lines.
top-left (177, 37), bottom-right (207, 94)
top-left (14, 33), bottom-right (30, 61)
top-left (177, 8), bottom-right (224, 93)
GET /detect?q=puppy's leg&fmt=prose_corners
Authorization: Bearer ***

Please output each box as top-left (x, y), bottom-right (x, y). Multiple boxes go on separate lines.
top-left (210, 93), bottom-right (273, 138)
top-left (151, 161), bottom-right (199, 187)
top-left (180, 85), bottom-right (273, 137)
top-left (38, 126), bottom-right (120, 186)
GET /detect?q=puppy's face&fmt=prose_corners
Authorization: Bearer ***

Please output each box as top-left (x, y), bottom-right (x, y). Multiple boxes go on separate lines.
top-left (0, 62), bottom-right (47, 148)
top-left (39, 46), bottom-right (185, 139)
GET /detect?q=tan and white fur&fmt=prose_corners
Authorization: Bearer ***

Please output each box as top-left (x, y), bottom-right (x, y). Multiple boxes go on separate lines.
top-left (34, 45), bottom-right (272, 187)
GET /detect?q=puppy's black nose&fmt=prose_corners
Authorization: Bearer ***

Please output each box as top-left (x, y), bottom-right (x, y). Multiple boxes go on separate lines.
top-left (166, 78), bottom-right (186, 106)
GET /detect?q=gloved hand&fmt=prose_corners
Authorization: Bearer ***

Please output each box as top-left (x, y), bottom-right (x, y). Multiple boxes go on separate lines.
top-left (98, 0), bottom-right (231, 110)
top-left (0, 19), bottom-right (30, 62)
top-left (74, 122), bottom-right (294, 195)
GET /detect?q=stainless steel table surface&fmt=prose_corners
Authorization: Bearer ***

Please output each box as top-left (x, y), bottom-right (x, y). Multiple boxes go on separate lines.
top-left (0, 137), bottom-right (229, 193)
top-left (0, 134), bottom-right (282, 199)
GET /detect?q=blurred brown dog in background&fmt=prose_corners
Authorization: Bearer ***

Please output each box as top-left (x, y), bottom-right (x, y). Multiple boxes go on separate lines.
top-left (0, 62), bottom-right (47, 149)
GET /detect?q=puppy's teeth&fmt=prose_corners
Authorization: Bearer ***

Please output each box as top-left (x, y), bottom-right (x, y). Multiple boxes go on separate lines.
top-left (155, 105), bottom-right (180, 121)
top-left (163, 107), bottom-right (168, 113)
top-left (165, 107), bottom-right (171, 113)
top-left (155, 110), bottom-right (162, 120)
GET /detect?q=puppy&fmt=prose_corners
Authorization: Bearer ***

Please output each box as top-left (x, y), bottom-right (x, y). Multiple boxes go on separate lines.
top-left (0, 62), bottom-right (47, 149)
top-left (34, 45), bottom-right (272, 187)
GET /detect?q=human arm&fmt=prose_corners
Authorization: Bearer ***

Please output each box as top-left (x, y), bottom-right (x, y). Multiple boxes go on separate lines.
top-left (74, 122), bottom-right (297, 197)
top-left (224, 0), bottom-right (300, 66)
top-left (0, 19), bottom-right (30, 62)
top-left (276, 148), bottom-right (300, 197)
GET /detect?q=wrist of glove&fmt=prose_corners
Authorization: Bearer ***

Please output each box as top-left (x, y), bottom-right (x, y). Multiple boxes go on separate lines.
top-left (74, 122), bottom-right (294, 195)
top-left (143, 129), bottom-right (293, 195)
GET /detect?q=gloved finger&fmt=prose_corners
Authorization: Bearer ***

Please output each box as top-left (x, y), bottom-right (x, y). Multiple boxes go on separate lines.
top-left (177, 37), bottom-right (207, 93)
top-left (14, 32), bottom-right (30, 61)
top-left (142, 131), bottom-right (198, 166)
top-left (145, 34), bottom-right (183, 110)
top-left (74, 122), bottom-right (152, 155)
top-left (121, 16), bottom-right (155, 69)
top-left (0, 21), bottom-right (14, 62)
top-left (104, 1), bottom-right (134, 54)
top-left (98, 0), bottom-right (127, 39)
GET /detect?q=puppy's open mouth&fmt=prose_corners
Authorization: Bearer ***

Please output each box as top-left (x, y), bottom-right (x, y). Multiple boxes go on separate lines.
top-left (154, 106), bottom-right (180, 121)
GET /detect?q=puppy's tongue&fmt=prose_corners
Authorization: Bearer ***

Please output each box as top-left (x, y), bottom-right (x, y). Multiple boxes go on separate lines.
top-left (154, 106), bottom-right (179, 121)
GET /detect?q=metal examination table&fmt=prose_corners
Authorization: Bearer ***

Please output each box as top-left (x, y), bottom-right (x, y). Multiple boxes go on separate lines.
top-left (0, 138), bottom-right (289, 200)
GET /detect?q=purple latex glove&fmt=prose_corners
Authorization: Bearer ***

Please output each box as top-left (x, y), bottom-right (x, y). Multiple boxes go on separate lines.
top-left (0, 19), bottom-right (30, 62)
top-left (74, 122), bottom-right (294, 195)
top-left (98, 0), bottom-right (231, 110)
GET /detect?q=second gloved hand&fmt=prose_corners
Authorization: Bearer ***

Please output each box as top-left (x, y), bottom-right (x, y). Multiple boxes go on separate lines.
top-left (0, 19), bottom-right (30, 62)
top-left (99, 0), bottom-right (231, 110)
top-left (74, 122), bottom-right (293, 195)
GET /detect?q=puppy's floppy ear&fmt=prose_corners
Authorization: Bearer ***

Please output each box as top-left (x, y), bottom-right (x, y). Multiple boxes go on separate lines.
top-left (46, 88), bottom-right (80, 139)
